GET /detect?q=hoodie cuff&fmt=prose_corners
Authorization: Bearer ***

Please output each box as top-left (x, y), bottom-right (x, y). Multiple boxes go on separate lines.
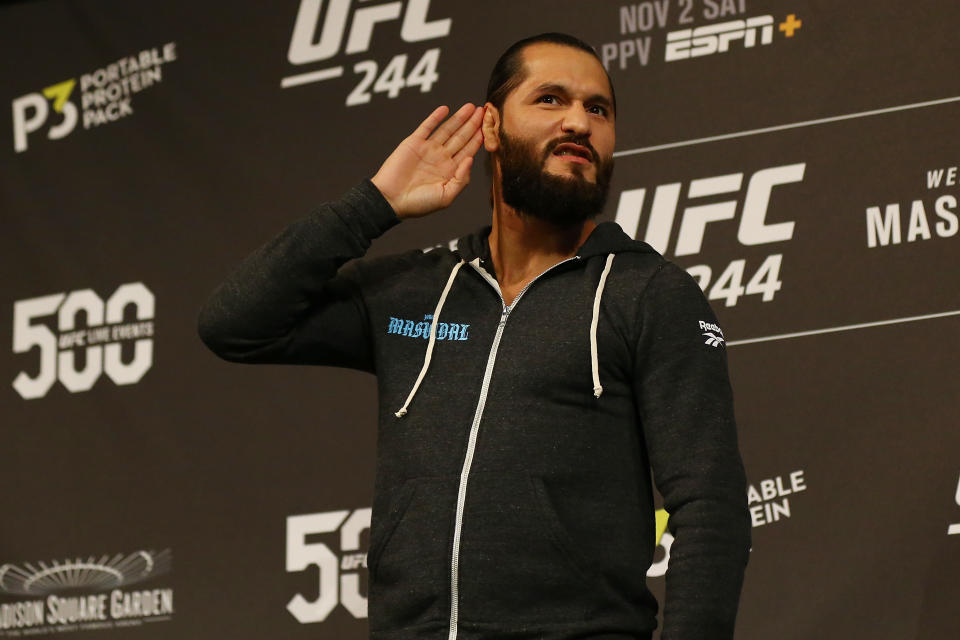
top-left (333, 179), bottom-right (401, 241)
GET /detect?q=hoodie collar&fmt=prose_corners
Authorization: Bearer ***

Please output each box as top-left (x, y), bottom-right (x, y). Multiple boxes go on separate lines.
top-left (454, 220), bottom-right (655, 264)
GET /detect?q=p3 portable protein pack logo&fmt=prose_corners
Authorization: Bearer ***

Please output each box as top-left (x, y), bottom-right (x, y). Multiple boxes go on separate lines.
top-left (650, 469), bottom-right (807, 578)
top-left (11, 283), bottom-right (155, 400)
top-left (11, 42), bottom-right (177, 153)
top-left (282, 0), bottom-right (451, 106)
top-left (0, 549), bottom-right (173, 636)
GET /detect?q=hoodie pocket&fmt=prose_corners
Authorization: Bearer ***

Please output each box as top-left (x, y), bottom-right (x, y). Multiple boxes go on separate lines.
top-left (368, 476), bottom-right (454, 631)
top-left (458, 471), bottom-right (605, 624)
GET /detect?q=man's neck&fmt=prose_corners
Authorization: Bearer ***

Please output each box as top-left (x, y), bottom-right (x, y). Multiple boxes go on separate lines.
top-left (487, 198), bottom-right (595, 305)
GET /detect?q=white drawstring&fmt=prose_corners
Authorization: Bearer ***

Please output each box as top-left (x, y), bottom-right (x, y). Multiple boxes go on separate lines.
top-left (395, 260), bottom-right (465, 417)
top-left (590, 254), bottom-right (615, 398)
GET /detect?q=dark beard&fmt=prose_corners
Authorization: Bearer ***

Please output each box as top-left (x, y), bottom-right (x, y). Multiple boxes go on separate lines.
top-left (498, 128), bottom-right (614, 227)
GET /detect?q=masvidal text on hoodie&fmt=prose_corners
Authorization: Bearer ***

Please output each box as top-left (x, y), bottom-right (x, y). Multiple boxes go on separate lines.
top-left (198, 180), bottom-right (751, 640)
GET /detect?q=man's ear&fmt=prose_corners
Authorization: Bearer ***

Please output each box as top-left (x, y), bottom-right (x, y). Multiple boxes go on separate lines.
top-left (482, 102), bottom-right (500, 153)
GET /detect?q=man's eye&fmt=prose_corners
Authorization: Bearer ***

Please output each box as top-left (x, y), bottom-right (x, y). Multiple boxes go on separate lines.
top-left (589, 105), bottom-right (608, 116)
top-left (538, 95), bottom-right (558, 104)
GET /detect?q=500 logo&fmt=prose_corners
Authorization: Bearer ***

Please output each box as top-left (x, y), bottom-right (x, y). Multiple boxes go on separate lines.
top-left (615, 162), bottom-right (805, 307)
top-left (11, 282), bottom-right (155, 400)
top-left (282, 0), bottom-right (450, 106)
top-left (286, 509), bottom-right (370, 623)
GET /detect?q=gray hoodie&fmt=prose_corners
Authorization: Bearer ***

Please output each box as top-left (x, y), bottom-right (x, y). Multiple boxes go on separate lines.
top-left (198, 180), bottom-right (751, 640)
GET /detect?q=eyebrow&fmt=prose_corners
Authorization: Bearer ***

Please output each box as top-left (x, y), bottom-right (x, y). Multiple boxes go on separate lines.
top-left (532, 82), bottom-right (614, 112)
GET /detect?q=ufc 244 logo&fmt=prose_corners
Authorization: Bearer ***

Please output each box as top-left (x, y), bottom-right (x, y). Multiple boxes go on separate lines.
top-left (288, 0), bottom-right (449, 64)
top-left (12, 283), bottom-right (155, 399)
top-left (286, 509), bottom-right (371, 622)
top-left (615, 163), bottom-right (805, 307)
top-left (283, 0), bottom-right (451, 106)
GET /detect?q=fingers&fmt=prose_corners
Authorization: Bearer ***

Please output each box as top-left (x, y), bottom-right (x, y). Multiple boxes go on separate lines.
top-left (412, 105), bottom-right (450, 140)
top-left (452, 129), bottom-right (483, 166)
top-left (443, 105), bottom-right (484, 156)
top-left (429, 102), bottom-right (476, 145)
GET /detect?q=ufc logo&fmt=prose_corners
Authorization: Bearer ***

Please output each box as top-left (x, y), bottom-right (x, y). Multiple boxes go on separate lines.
top-left (288, 0), bottom-right (450, 65)
top-left (615, 163), bottom-right (805, 256)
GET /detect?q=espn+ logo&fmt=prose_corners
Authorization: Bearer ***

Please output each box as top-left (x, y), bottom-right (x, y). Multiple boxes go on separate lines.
top-left (283, 0), bottom-right (451, 106)
top-left (286, 509), bottom-right (371, 622)
top-left (665, 15), bottom-right (774, 61)
top-left (12, 283), bottom-right (155, 399)
top-left (615, 163), bottom-right (805, 307)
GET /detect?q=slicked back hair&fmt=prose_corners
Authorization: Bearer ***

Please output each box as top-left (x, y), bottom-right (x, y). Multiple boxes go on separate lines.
top-left (485, 32), bottom-right (616, 118)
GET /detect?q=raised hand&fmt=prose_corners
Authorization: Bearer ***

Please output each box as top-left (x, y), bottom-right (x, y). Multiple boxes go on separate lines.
top-left (371, 103), bottom-right (485, 219)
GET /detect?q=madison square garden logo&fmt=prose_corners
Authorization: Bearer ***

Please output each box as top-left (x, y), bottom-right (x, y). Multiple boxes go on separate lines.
top-left (11, 43), bottom-right (177, 153)
top-left (0, 549), bottom-right (173, 635)
top-left (11, 282), bottom-right (155, 400)
top-left (282, 0), bottom-right (451, 106)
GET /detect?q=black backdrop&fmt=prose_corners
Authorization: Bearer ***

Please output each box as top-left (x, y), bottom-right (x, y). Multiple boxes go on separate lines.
top-left (2, 1), bottom-right (959, 638)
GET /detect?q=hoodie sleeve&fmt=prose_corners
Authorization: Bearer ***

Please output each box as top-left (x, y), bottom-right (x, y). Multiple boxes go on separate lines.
top-left (197, 180), bottom-right (399, 372)
top-left (632, 261), bottom-right (751, 640)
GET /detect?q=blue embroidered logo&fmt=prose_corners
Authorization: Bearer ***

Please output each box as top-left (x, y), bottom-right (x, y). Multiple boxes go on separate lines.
top-left (387, 314), bottom-right (469, 341)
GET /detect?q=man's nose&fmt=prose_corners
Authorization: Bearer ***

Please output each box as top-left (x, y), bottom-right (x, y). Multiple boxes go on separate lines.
top-left (560, 104), bottom-right (590, 135)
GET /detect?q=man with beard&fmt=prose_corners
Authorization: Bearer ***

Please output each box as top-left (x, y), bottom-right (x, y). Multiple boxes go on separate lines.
top-left (200, 33), bottom-right (750, 640)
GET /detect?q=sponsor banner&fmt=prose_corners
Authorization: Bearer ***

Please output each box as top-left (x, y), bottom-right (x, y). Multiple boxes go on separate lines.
top-left (1, 2), bottom-right (958, 640)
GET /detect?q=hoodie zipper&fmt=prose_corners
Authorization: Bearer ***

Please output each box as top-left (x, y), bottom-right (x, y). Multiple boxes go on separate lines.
top-left (446, 256), bottom-right (579, 640)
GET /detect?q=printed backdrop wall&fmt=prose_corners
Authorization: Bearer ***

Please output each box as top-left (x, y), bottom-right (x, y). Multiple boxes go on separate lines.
top-left (2, 1), bottom-right (958, 638)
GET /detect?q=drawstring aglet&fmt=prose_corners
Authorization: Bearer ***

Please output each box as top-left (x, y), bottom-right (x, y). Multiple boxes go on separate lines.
top-left (393, 259), bottom-right (465, 419)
